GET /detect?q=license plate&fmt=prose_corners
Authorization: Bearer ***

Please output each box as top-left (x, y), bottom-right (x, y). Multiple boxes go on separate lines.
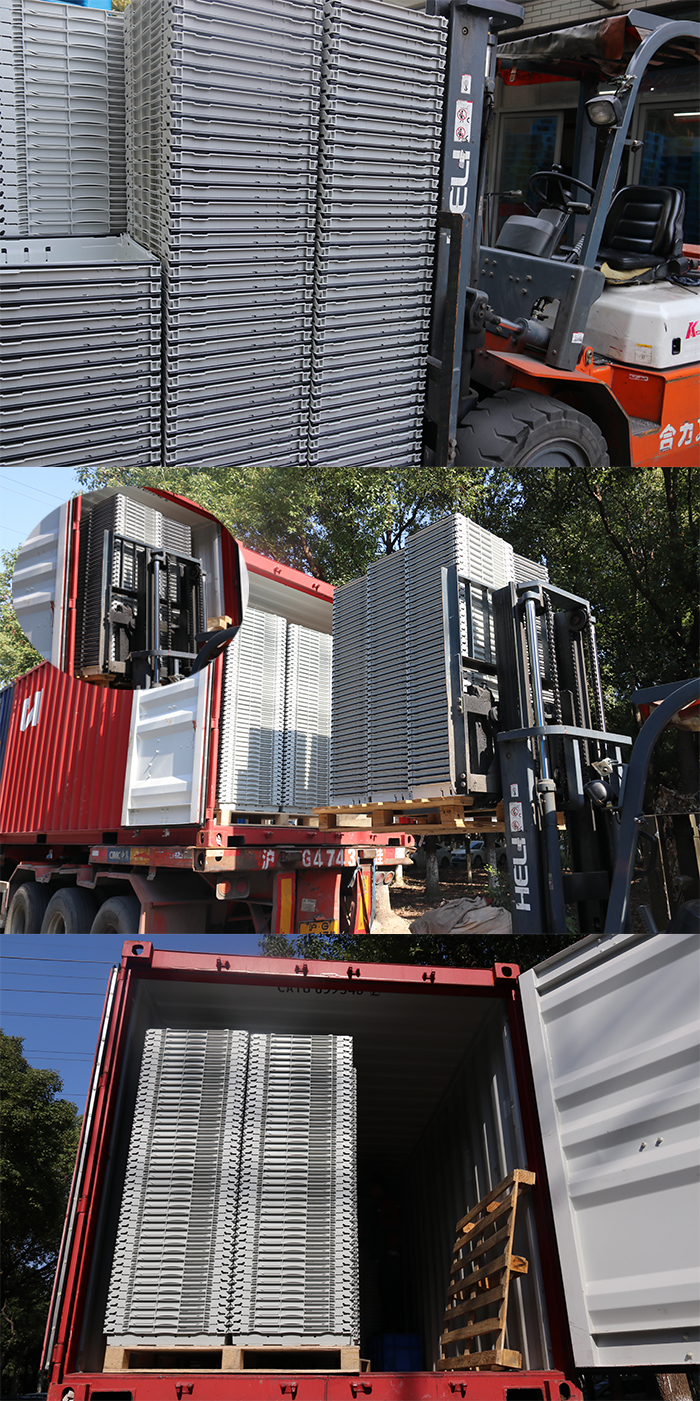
top-left (299, 919), bottom-right (338, 936)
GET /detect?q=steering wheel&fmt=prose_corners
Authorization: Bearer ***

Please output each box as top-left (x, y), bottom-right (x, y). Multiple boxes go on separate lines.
top-left (527, 166), bottom-right (595, 213)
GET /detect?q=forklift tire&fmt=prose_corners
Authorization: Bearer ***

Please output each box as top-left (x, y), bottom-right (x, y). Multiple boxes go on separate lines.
top-left (456, 389), bottom-right (611, 468)
top-left (5, 881), bottom-right (50, 934)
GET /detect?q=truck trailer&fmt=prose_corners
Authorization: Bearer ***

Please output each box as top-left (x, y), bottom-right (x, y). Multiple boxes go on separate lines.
top-left (41, 932), bottom-right (700, 1400)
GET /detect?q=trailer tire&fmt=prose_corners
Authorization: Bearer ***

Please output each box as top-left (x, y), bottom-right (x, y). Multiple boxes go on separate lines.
top-left (90, 895), bottom-right (141, 934)
top-left (40, 887), bottom-right (98, 933)
top-left (6, 881), bottom-right (50, 934)
top-left (456, 389), bottom-right (611, 467)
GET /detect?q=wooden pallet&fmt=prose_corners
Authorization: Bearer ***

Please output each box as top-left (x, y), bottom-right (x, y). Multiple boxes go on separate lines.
top-left (315, 797), bottom-right (505, 835)
top-left (212, 808), bottom-right (320, 828)
top-left (438, 1168), bottom-right (535, 1373)
top-left (104, 1344), bottom-right (362, 1373)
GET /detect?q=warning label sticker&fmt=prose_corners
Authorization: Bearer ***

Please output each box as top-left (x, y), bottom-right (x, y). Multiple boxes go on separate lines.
top-left (454, 99), bottom-right (472, 143)
top-left (461, 74), bottom-right (472, 94)
top-left (509, 801), bottom-right (524, 833)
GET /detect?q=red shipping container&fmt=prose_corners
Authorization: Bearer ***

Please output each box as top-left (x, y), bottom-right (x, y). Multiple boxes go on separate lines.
top-left (0, 662), bottom-right (133, 838)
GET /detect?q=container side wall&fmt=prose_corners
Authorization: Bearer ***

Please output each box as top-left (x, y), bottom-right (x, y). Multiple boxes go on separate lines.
top-left (0, 661), bottom-right (133, 834)
top-left (0, 683), bottom-right (16, 788)
top-left (404, 1001), bottom-right (552, 1372)
top-left (519, 930), bottom-right (700, 1368)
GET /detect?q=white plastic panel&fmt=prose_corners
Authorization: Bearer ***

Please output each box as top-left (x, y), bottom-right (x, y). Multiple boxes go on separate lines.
top-left (519, 932), bottom-right (700, 1368)
top-left (121, 669), bottom-right (211, 827)
top-left (12, 503), bottom-right (69, 667)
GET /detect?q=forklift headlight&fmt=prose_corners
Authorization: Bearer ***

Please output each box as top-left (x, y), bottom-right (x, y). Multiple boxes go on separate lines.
top-left (585, 95), bottom-right (623, 127)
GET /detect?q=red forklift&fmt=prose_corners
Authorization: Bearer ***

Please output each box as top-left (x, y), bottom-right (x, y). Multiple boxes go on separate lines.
top-left (424, 3), bottom-right (700, 467)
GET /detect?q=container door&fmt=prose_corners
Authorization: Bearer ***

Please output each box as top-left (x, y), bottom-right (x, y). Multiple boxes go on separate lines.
top-left (518, 931), bottom-right (699, 1369)
top-left (121, 668), bottom-right (211, 827)
top-left (12, 503), bottom-right (70, 668)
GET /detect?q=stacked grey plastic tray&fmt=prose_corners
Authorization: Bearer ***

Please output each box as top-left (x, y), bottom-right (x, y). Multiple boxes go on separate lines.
top-left (217, 607), bottom-right (288, 813)
top-left (105, 1029), bottom-right (249, 1340)
top-left (330, 514), bottom-right (546, 803)
top-left (0, 0), bottom-right (126, 237)
top-left (105, 1029), bottom-right (358, 1348)
top-left (125, 0), bottom-right (323, 470)
top-left (282, 623), bottom-right (332, 813)
top-left (310, 0), bottom-right (447, 467)
top-left (231, 1033), bottom-right (358, 1345)
top-left (218, 608), bottom-right (332, 814)
top-left (1, 234), bottom-right (161, 468)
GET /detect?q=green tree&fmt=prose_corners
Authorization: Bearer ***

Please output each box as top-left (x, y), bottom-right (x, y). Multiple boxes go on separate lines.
top-left (0, 1033), bottom-right (81, 1397)
top-left (0, 549), bottom-right (43, 689)
top-left (475, 464), bottom-right (699, 731)
top-left (261, 931), bottom-right (573, 971)
top-left (75, 464), bottom-right (486, 584)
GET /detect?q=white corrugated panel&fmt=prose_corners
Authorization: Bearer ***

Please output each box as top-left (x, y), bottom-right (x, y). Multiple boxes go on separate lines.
top-left (217, 606), bottom-right (287, 811)
top-left (283, 623), bottom-right (332, 812)
top-left (121, 668), bottom-right (211, 827)
top-left (519, 931), bottom-right (700, 1368)
top-left (11, 502), bottom-right (69, 666)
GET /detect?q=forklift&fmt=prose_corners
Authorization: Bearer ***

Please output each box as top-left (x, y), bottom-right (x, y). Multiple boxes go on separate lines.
top-left (489, 575), bottom-right (699, 934)
top-left (424, 2), bottom-right (700, 467)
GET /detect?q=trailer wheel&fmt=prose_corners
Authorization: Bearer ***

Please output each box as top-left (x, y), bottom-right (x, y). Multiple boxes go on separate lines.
top-left (90, 895), bottom-right (141, 934)
top-left (456, 389), bottom-right (611, 467)
top-left (40, 887), bottom-right (97, 933)
top-left (6, 881), bottom-right (50, 934)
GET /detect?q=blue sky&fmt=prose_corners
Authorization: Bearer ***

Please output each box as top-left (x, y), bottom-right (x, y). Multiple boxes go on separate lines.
top-left (0, 467), bottom-right (267, 1110)
top-left (1, 934), bottom-right (265, 1116)
top-left (0, 466), bottom-right (82, 557)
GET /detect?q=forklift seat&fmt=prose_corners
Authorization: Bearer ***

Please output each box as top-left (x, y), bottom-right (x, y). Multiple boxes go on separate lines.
top-left (597, 185), bottom-right (685, 271)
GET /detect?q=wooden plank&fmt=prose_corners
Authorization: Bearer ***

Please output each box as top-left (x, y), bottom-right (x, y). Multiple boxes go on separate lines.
top-left (440, 1314), bottom-right (506, 1345)
top-left (443, 1282), bottom-right (508, 1323)
top-left (222, 1348), bottom-right (243, 1371)
top-left (455, 1170), bottom-right (535, 1232)
top-left (438, 1349), bottom-right (522, 1372)
top-left (448, 1251), bottom-right (527, 1297)
top-left (450, 1222), bottom-right (511, 1271)
top-left (103, 1347), bottom-right (129, 1371)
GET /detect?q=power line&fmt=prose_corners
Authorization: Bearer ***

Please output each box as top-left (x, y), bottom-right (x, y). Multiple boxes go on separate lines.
top-left (2, 970), bottom-right (112, 984)
top-left (0, 472), bottom-right (75, 502)
top-left (3, 987), bottom-right (108, 998)
top-left (0, 956), bottom-right (118, 966)
top-left (2, 1011), bottom-right (100, 1021)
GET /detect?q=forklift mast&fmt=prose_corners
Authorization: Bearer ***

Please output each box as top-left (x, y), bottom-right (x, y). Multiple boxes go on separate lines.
top-left (493, 579), bottom-right (700, 934)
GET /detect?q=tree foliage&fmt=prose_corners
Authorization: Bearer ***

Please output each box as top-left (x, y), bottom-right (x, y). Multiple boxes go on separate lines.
top-left (261, 931), bottom-right (574, 970)
top-left (0, 548), bottom-right (43, 689)
top-left (76, 464), bottom-right (699, 719)
top-left (0, 1033), bottom-right (81, 1397)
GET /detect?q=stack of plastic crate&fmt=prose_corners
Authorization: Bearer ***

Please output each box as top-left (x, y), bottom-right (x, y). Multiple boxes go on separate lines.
top-left (1, 234), bottom-right (161, 469)
top-left (330, 515), bottom-right (548, 802)
top-left (329, 575), bottom-right (367, 805)
top-left (310, 0), bottom-right (447, 467)
top-left (1, 0), bottom-right (126, 236)
top-left (232, 1033), bottom-right (358, 1345)
top-left (282, 623), bottom-right (332, 813)
top-left (125, 0), bottom-right (323, 470)
top-left (0, 0), bottom-right (20, 237)
top-left (104, 1028), bottom-right (250, 1340)
top-left (217, 607), bottom-right (288, 813)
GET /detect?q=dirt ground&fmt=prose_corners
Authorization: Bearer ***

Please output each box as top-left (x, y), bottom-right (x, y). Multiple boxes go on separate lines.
top-left (387, 865), bottom-right (493, 920)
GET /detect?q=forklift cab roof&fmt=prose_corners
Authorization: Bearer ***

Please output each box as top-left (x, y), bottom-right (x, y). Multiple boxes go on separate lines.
top-left (497, 10), bottom-right (699, 78)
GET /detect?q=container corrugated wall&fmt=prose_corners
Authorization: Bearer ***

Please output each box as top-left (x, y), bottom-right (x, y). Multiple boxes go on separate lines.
top-left (0, 662), bottom-right (133, 834)
top-left (0, 683), bottom-right (15, 787)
